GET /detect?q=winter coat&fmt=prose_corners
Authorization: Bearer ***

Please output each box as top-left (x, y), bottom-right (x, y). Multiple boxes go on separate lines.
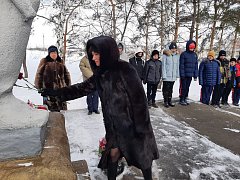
top-left (118, 41), bottom-right (129, 62)
top-left (35, 55), bottom-right (71, 111)
top-left (52, 36), bottom-right (159, 170)
top-left (143, 58), bottom-right (162, 84)
top-left (162, 49), bottom-right (180, 81)
top-left (179, 40), bottom-right (198, 78)
top-left (198, 58), bottom-right (221, 86)
top-left (79, 55), bottom-right (93, 81)
top-left (216, 57), bottom-right (230, 84)
top-left (236, 63), bottom-right (240, 77)
top-left (229, 66), bottom-right (237, 87)
top-left (129, 48), bottom-right (145, 80)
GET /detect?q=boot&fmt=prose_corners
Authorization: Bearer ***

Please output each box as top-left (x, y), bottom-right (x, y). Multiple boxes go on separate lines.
top-left (168, 97), bottom-right (175, 107)
top-left (152, 101), bottom-right (158, 108)
top-left (107, 160), bottom-right (118, 180)
top-left (163, 98), bottom-right (169, 108)
top-left (148, 100), bottom-right (152, 108)
top-left (179, 98), bottom-right (187, 106)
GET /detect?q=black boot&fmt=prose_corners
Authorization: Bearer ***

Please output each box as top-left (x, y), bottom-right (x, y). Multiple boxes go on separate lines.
top-left (164, 98), bottom-right (169, 108)
top-left (141, 168), bottom-right (153, 180)
top-left (168, 97), bottom-right (175, 107)
top-left (107, 160), bottom-right (118, 180)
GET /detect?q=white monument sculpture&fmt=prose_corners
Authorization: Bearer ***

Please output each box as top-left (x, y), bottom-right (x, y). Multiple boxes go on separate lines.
top-left (0, 0), bottom-right (48, 129)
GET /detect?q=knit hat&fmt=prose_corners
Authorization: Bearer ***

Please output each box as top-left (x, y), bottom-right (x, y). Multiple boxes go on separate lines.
top-left (169, 42), bottom-right (177, 50)
top-left (207, 50), bottom-right (215, 58)
top-left (218, 50), bottom-right (226, 57)
top-left (230, 58), bottom-right (236, 62)
top-left (151, 50), bottom-right (159, 58)
top-left (48, 45), bottom-right (58, 55)
top-left (189, 42), bottom-right (195, 49)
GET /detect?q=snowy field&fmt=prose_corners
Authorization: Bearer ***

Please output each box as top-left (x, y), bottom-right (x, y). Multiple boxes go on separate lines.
top-left (13, 50), bottom-right (240, 179)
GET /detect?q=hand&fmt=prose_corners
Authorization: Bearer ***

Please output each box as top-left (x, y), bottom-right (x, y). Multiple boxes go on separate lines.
top-left (41, 89), bottom-right (59, 97)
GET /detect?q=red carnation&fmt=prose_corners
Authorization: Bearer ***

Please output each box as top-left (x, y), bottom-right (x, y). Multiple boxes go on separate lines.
top-left (18, 72), bottom-right (24, 80)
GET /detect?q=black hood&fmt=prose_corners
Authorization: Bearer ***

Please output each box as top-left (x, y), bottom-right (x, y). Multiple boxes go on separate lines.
top-left (186, 39), bottom-right (196, 52)
top-left (86, 36), bottom-right (119, 75)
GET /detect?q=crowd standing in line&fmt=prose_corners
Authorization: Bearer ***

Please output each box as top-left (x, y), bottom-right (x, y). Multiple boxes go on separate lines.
top-left (79, 55), bottom-right (100, 115)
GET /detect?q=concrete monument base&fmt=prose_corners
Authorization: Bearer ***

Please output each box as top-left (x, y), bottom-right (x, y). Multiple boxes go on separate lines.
top-left (0, 112), bottom-right (76, 180)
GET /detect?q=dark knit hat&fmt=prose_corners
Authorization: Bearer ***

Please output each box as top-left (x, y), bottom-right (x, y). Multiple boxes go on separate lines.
top-left (230, 58), bottom-right (236, 62)
top-left (169, 42), bottom-right (177, 50)
top-left (151, 50), bottom-right (159, 58)
top-left (218, 50), bottom-right (226, 57)
top-left (48, 45), bottom-right (58, 55)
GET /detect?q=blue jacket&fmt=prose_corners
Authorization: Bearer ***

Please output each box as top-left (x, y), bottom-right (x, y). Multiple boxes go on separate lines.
top-left (162, 49), bottom-right (180, 81)
top-left (179, 40), bottom-right (198, 78)
top-left (199, 58), bottom-right (221, 86)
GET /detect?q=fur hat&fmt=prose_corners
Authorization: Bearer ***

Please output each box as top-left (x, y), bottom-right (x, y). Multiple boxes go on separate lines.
top-left (207, 50), bottom-right (215, 58)
top-left (48, 45), bottom-right (58, 55)
top-left (169, 42), bottom-right (177, 50)
top-left (151, 50), bottom-right (159, 58)
top-left (218, 50), bottom-right (226, 57)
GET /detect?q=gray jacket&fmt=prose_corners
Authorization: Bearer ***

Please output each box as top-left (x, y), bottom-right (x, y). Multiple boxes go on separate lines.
top-left (143, 59), bottom-right (162, 84)
top-left (162, 50), bottom-right (180, 81)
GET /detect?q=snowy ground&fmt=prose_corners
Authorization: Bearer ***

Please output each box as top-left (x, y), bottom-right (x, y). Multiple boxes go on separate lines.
top-left (13, 50), bottom-right (240, 179)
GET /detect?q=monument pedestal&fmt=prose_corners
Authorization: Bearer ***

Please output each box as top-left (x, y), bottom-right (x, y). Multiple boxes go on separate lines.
top-left (0, 112), bottom-right (76, 180)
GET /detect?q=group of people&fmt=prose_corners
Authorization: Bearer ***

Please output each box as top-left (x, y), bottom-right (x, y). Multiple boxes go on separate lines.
top-left (34, 36), bottom-right (240, 180)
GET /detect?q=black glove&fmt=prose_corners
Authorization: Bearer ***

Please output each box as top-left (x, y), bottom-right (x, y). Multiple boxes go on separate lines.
top-left (41, 88), bottom-right (59, 97)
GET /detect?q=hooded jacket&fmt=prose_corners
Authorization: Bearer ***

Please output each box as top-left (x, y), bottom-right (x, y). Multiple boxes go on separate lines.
top-left (162, 49), bottom-right (180, 81)
top-left (129, 47), bottom-right (145, 80)
top-left (117, 41), bottom-right (129, 62)
top-left (51, 36), bottom-right (159, 170)
top-left (179, 40), bottom-right (198, 78)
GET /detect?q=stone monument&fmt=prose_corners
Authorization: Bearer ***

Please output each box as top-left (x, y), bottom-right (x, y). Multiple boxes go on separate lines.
top-left (0, 0), bottom-right (48, 129)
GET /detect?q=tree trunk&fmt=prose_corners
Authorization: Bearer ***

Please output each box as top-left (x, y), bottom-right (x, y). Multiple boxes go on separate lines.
top-left (189, 0), bottom-right (196, 40)
top-left (231, 19), bottom-right (239, 57)
top-left (109, 0), bottom-right (116, 39)
top-left (218, 24), bottom-right (224, 52)
top-left (121, 1), bottom-right (135, 41)
top-left (22, 52), bottom-right (28, 78)
top-left (209, 0), bottom-right (218, 50)
top-left (195, 0), bottom-right (200, 54)
top-left (174, 0), bottom-right (179, 42)
top-left (160, 0), bottom-right (164, 52)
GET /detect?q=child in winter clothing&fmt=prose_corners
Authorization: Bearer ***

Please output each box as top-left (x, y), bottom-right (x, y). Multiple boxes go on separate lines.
top-left (199, 51), bottom-right (221, 105)
top-left (129, 47), bottom-right (145, 80)
top-left (233, 56), bottom-right (240, 106)
top-left (179, 40), bottom-right (198, 105)
top-left (143, 50), bottom-right (162, 108)
top-left (162, 42), bottom-right (180, 108)
top-left (211, 50), bottom-right (230, 107)
top-left (229, 58), bottom-right (239, 106)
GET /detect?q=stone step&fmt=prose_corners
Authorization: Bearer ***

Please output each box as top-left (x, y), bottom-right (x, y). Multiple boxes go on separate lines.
top-left (72, 160), bottom-right (91, 180)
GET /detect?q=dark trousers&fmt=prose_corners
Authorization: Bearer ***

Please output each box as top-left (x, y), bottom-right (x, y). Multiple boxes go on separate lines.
top-left (211, 83), bottom-right (225, 105)
top-left (179, 77), bottom-right (192, 100)
top-left (232, 87), bottom-right (240, 104)
top-left (147, 83), bottom-right (158, 103)
top-left (222, 81), bottom-right (232, 104)
top-left (200, 85), bottom-right (213, 105)
top-left (162, 81), bottom-right (175, 99)
top-left (87, 90), bottom-right (99, 112)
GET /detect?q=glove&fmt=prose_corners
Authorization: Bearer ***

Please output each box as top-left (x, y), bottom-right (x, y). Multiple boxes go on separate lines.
top-left (41, 88), bottom-right (59, 97)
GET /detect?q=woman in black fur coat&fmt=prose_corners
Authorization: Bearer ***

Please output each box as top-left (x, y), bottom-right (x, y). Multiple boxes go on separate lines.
top-left (42, 36), bottom-right (159, 180)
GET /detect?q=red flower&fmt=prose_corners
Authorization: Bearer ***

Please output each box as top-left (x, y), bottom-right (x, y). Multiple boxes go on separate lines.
top-left (18, 73), bottom-right (23, 80)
